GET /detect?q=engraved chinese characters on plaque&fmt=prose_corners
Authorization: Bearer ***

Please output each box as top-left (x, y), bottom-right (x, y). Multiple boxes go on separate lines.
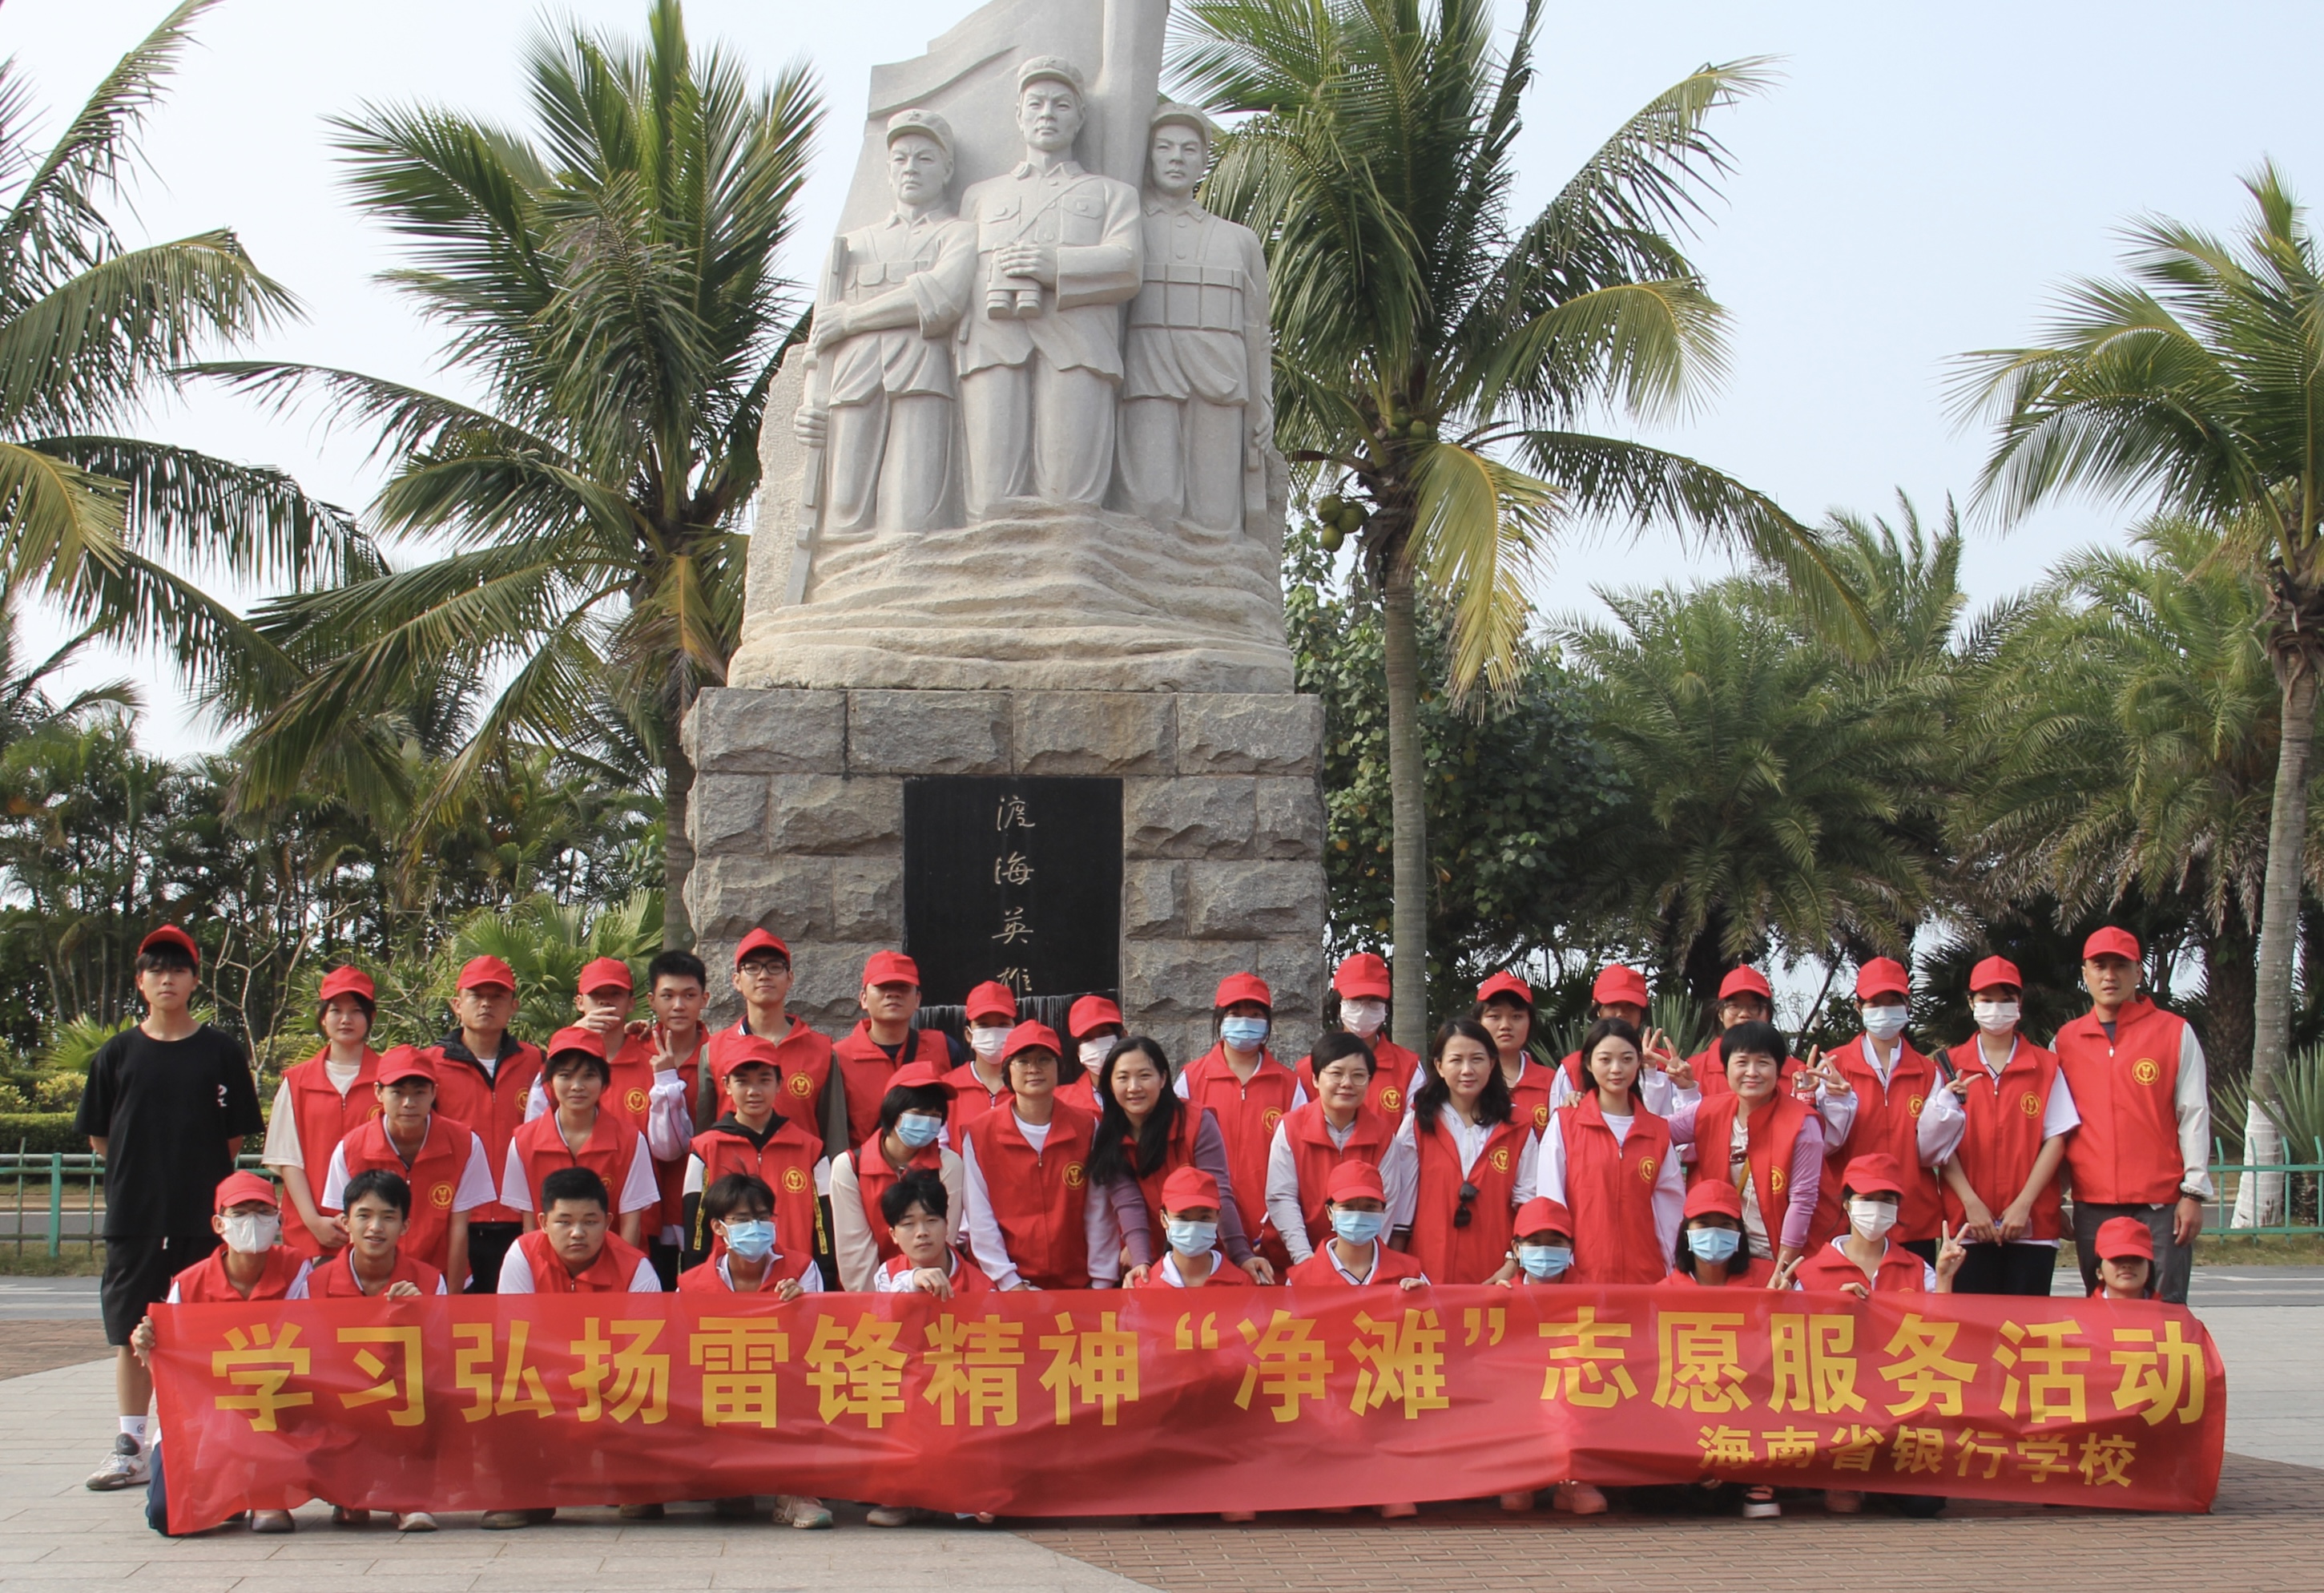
top-left (902, 776), bottom-right (1122, 1004)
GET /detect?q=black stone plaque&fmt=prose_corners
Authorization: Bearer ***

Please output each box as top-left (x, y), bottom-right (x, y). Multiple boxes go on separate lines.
top-left (902, 776), bottom-right (1122, 1008)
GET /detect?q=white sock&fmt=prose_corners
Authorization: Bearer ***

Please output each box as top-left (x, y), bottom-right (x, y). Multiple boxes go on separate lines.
top-left (119, 1415), bottom-right (147, 1445)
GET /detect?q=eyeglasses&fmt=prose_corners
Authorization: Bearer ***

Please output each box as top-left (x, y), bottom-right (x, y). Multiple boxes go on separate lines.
top-left (1453, 1181), bottom-right (1480, 1228)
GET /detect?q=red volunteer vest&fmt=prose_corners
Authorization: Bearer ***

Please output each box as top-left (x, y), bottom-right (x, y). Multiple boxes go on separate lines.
top-left (1505, 1058), bottom-right (1554, 1139)
top-left (516, 1226), bottom-right (650, 1293)
top-left (706, 1015), bottom-right (832, 1126)
top-left (1661, 1256), bottom-right (1778, 1289)
top-left (1280, 1103), bottom-right (1396, 1252)
top-left (850, 1136), bottom-right (946, 1265)
top-left (278, 1047), bottom-right (381, 1260)
top-left (2053, 998), bottom-right (2189, 1206)
top-left (616, 1026), bottom-right (701, 1232)
top-left (946, 1059), bottom-right (1014, 1141)
top-left (1939, 1038), bottom-right (2068, 1239)
top-left (1296, 1036), bottom-right (1420, 1118)
top-left (171, 1245), bottom-right (302, 1304)
top-left (1285, 1242), bottom-right (1428, 1287)
top-left (304, 1248), bottom-right (444, 1299)
top-left (1408, 1113), bottom-right (1527, 1285)
top-left (425, 1037), bottom-right (543, 1224)
top-left (1557, 1093), bottom-right (1674, 1285)
top-left (963, 1101), bottom-right (1097, 1289)
top-left (876, 1250), bottom-right (993, 1297)
top-left (1177, 1045), bottom-right (1302, 1244)
top-left (832, 1023), bottom-right (952, 1150)
top-left (1791, 1240), bottom-right (1927, 1295)
top-left (688, 1116), bottom-right (827, 1266)
top-left (675, 1248), bottom-right (810, 1293)
top-left (1815, 1035), bottom-right (1943, 1245)
top-left (1687, 1091), bottom-right (1813, 1256)
top-left (334, 1112), bottom-right (479, 1278)
top-left (509, 1107), bottom-right (646, 1216)
top-left (1126, 1105), bottom-right (1209, 1260)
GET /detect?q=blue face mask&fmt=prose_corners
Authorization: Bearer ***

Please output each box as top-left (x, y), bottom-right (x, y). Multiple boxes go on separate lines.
top-left (1331, 1208), bottom-right (1388, 1245)
top-left (1219, 1015), bottom-right (1271, 1051)
top-left (1687, 1226), bottom-right (1742, 1263)
top-left (1516, 1244), bottom-right (1573, 1280)
top-left (1165, 1220), bottom-right (1218, 1256)
top-left (722, 1219), bottom-right (776, 1261)
top-left (895, 1112), bottom-right (944, 1148)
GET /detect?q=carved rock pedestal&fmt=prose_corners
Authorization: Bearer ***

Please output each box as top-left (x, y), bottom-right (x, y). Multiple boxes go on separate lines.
top-left (683, 686), bottom-right (1327, 1067)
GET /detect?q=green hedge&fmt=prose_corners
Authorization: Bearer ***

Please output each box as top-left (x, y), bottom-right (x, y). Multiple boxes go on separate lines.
top-left (0, 1114), bottom-right (87, 1156)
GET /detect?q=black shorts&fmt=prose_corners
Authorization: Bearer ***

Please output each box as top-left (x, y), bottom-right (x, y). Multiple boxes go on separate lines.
top-left (101, 1233), bottom-right (218, 1345)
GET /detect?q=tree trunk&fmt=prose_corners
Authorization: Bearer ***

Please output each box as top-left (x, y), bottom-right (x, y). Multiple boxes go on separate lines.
top-left (664, 728), bottom-right (697, 951)
top-left (2237, 653), bottom-right (2319, 1227)
top-left (1382, 562), bottom-right (1430, 1055)
top-left (2200, 894), bottom-right (2257, 1090)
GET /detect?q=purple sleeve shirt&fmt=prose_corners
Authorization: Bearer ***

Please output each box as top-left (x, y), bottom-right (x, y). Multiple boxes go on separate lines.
top-left (1192, 1110), bottom-right (1255, 1264)
top-left (1780, 1115), bottom-right (1825, 1250)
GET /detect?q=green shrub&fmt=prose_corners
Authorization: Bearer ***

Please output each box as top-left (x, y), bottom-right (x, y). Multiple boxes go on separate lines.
top-left (0, 1114), bottom-right (88, 1156)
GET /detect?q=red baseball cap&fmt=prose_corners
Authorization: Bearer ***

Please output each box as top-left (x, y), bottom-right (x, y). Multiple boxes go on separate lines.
top-left (1214, 973), bottom-right (1271, 1010)
top-left (1002, 1021), bottom-right (1062, 1062)
top-left (1476, 971), bottom-right (1532, 1005)
top-left (1968, 955), bottom-right (2024, 994)
top-left (2084, 927), bottom-right (2141, 963)
top-left (1855, 958), bottom-right (1909, 1000)
top-left (213, 1171), bottom-right (280, 1212)
top-left (376, 1045), bottom-right (436, 1086)
top-left (1161, 1166), bottom-right (1222, 1212)
top-left (964, 980), bottom-right (1017, 1022)
top-left (888, 1059), bottom-right (958, 1094)
top-left (1683, 1180), bottom-right (1746, 1221)
top-left (1325, 1161), bottom-right (1388, 1204)
top-left (1718, 966), bottom-right (1772, 1001)
top-left (546, 1025), bottom-right (607, 1062)
top-left (2095, 1215), bottom-right (2157, 1261)
top-left (1068, 994), bottom-right (1124, 1037)
top-left (735, 928), bottom-right (791, 966)
top-left (1333, 953), bottom-right (1392, 1001)
top-left (1841, 1153), bottom-right (1905, 1198)
top-left (1512, 1196), bottom-right (1573, 1239)
top-left (139, 925), bottom-right (199, 965)
top-left (317, 966), bottom-right (375, 1004)
top-left (1591, 965), bottom-right (1649, 1007)
top-left (714, 1034), bottom-right (784, 1082)
top-left (458, 954), bottom-right (517, 991)
top-left (578, 957), bottom-right (633, 994)
top-left (864, 950), bottom-right (920, 988)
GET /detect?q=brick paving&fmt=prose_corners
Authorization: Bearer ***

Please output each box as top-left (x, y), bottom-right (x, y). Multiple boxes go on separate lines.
top-left (0, 1318), bottom-right (110, 1379)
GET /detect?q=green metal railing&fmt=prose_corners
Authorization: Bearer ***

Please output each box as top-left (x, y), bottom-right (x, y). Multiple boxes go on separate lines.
top-left (2201, 1137), bottom-right (2324, 1237)
top-left (3, 1149), bottom-right (264, 1258)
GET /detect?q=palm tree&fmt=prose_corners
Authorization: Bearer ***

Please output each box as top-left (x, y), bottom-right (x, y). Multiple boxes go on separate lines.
top-left (1174, 0), bottom-right (1837, 1051)
top-left (1955, 164), bottom-right (2324, 1217)
top-left (203, 0), bottom-right (821, 946)
top-left (0, 574), bottom-right (138, 748)
top-left (0, 0), bottom-right (356, 676)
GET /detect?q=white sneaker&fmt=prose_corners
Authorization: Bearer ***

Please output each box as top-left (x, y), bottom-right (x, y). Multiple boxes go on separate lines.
top-left (85, 1435), bottom-right (148, 1491)
top-left (865, 1505), bottom-right (916, 1527)
top-left (774, 1495), bottom-right (833, 1530)
top-left (1742, 1487), bottom-right (1781, 1519)
top-left (396, 1512), bottom-right (438, 1533)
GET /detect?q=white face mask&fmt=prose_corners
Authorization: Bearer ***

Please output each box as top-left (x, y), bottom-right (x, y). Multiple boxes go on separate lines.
top-left (1861, 1004), bottom-right (1908, 1041)
top-left (1341, 998), bottom-right (1388, 1038)
top-left (221, 1212), bottom-right (281, 1254)
top-left (1078, 1038), bottom-right (1114, 1071)
top-left (1972, 999), bottom-right (2020, 1035)
top-left (1847, 1199), bottom-right (1898, 1241)
top-left (969, 1025), bottom-right (1012, 1060)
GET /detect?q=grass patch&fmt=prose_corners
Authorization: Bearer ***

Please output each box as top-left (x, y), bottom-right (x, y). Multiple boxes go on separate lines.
top-left (2192, 1232), bottom-right (2324, 1266)
top-left (0, 1244), bottom-right (105, 1276)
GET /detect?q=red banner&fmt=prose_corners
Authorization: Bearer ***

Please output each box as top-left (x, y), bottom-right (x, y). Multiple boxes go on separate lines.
top-left (151, 1285), bottom-right (2223, 1530)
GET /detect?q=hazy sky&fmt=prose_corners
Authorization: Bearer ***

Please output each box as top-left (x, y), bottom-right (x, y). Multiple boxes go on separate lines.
top-left (18, 0), bottom-right (2324, 755)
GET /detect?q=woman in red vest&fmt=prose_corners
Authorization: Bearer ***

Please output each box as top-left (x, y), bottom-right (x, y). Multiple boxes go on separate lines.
top-left (1919, 954), bottom-right (2080, 1295)
top-left (1541, 1018), bottom-right (1682, 1284)
top-left (963, 1023), bottom-right (1133, 1289)
top-left (501, 1027), bottom-right (661, 1246)
top-left (1090, 1035), bottom-right (1263, 1282)
top-left (1664, 1020), bottom-right (1834, 1285)
top-left (683, 1035), bottom-right (829, 1277)
top-left (1174, 974), bottom-right (1306, 1273)
top-left (1662, 1179), bottom-right (1774, 1287)
top-left (262, 966), bottom-right (381, 1264)
top-left (1392, 1017), bottom-right (1535, 1284)
top-left (324, 1047), bottom-right (494, 1288)
top-left (827, 1061), bottom-right (965, 1290)
top-left (1067, 994), bottom-right (1129, 1105)
top-left (2088, 1215), bottom-right (2157, 1301)
top-left (1472, 972), bottom-right (1554, 1139)
top-left (1266, 1032), bottom-right (1402, 1267)
top-left (1297, 953), bottom-right (1420, 1117)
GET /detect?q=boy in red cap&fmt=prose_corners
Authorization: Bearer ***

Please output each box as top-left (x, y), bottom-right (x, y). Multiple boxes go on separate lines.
top-left (1663, 1180), bottom-right (1774, 1288)
top-left (708, 931), bottom-right (846, 1158)
top-left (2089, 1215), bottom-right (2157, 1300)
top-left (1813, 958), bottom-right (1945, 1256)
top-left (952, 980), bottom-right (1024, 1135)
top-left (1299, 954), bottom-right (1420, 1117)
top-left (832, 950), bottom-right (965, 1151)
top-left (1130, 1167), bottom-right (1252, 1289)
top-left (963, 1023), bottom-right (1134, 1289)
top-left (683, 1035), bottom-right (830, 1284)
top-left (77, 924), bottom-right (265, 1492)
top-left (1919, 954), bottom-right (2079, 1296)
top-left (503, 1027), bottom-right (663, 1248)
top-left (421, 954), bottom-right (542, 1292)
top-left (1472, 972), bottom-right (1554, 1136)
top-left (2052, 927), bottom-right (2210, 1304)
top-left (324, 1047), bottom-right (495, 1286)
top-left (828, 1059), bottom-right (966, 1290)
top-left (1177, 974), bottom-right (1307, 1271)
top-left (263, 966), bottom-right (381, 1266)
top-left (548, 958), bottom-right (696, 1264)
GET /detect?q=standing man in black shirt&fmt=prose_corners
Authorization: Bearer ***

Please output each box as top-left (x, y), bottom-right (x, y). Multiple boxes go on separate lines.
top-left (74, 926), bottom-right (265, 1492)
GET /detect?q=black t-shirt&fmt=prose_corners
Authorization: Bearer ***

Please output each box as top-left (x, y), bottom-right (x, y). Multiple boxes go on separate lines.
top-left (75, 1023), bottom-right (265, 1236)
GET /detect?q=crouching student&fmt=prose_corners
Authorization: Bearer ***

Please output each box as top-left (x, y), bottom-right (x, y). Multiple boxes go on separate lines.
top-left (678, 1173), bottom-right (812, 1299)
top-left (1129, 1168), bottom-right (1252, 1290)
top-left (1663, 1180), bottom-right (1774, 1288)
top-left (503, 1027), bottom-right (663, 1248)
top-left (132, 1172), bottom-right (303, 1537)
top-left (862, 1171), bottom-right (997, 1530)
top-left (2089, 1216), bottom-right (2158, 1301)
top-left (324, 1047), bottom-right (493, 1289)
top-left (828, 1062), bottom-right (964, 1292)
top-left (483, 1168), bottom-right (660, 1531)
top-left (1494, 1197), bottom-right (1609, 1518)
top-left (963, 1023), bottom-right (1134, 1290)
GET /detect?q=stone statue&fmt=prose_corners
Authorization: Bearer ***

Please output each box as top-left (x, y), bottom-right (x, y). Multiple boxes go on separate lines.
top-left (953, 56), bottom-right (1142, 516)
top-left (792, 110), bottom-right (977, 537)
top-left (1118, 104), bottom-right (1273, 534)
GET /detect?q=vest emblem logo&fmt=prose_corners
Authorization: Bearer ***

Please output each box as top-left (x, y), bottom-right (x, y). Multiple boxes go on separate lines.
top-left (1638, 1155), bottom-right (1657, 1182)
top-left (1533, 1103), bottom-right (1550, 1129)
top-left (1063, 1161), bottom-right (1086, 1188)
top-left (2132, 1058), bottom-right (2162, 1087)
top-left (430, 1182), bottom-right (454, 1209)
top-left (782, 1167), bottom-right (808, 1193)
top-left (1907, 1094), bottom-right (1925, 1116)
top-left (1262, 1108), bottom-right (1284, 1133)
top-left (1489, 1145), bottom-right (1512, 1174)
top-left (788, 1071), bottom-right (814, 1097)
top-left (1770, 1166), bottom-right (1786, 1194)
top-left (1380, 1087), bottom-right (1403, 1112)
top-left (2020, 1091), bottom-right (2041, 1117)
top-left (625, 1087), bottom-right (648, 1114)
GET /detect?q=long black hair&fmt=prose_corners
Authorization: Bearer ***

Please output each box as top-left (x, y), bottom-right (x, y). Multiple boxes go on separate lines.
top-left (1086, 1035), bottom-right (1182, 1185)
top-left (1576, 1017), bottom-right (1647, 1110)
top-left (1412, 1017), bottom-right (1512, 1135)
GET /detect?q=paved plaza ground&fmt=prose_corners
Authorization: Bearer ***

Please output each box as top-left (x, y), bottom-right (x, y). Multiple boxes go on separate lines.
top-left (3, 1271), bottom-right (2318, 1593)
